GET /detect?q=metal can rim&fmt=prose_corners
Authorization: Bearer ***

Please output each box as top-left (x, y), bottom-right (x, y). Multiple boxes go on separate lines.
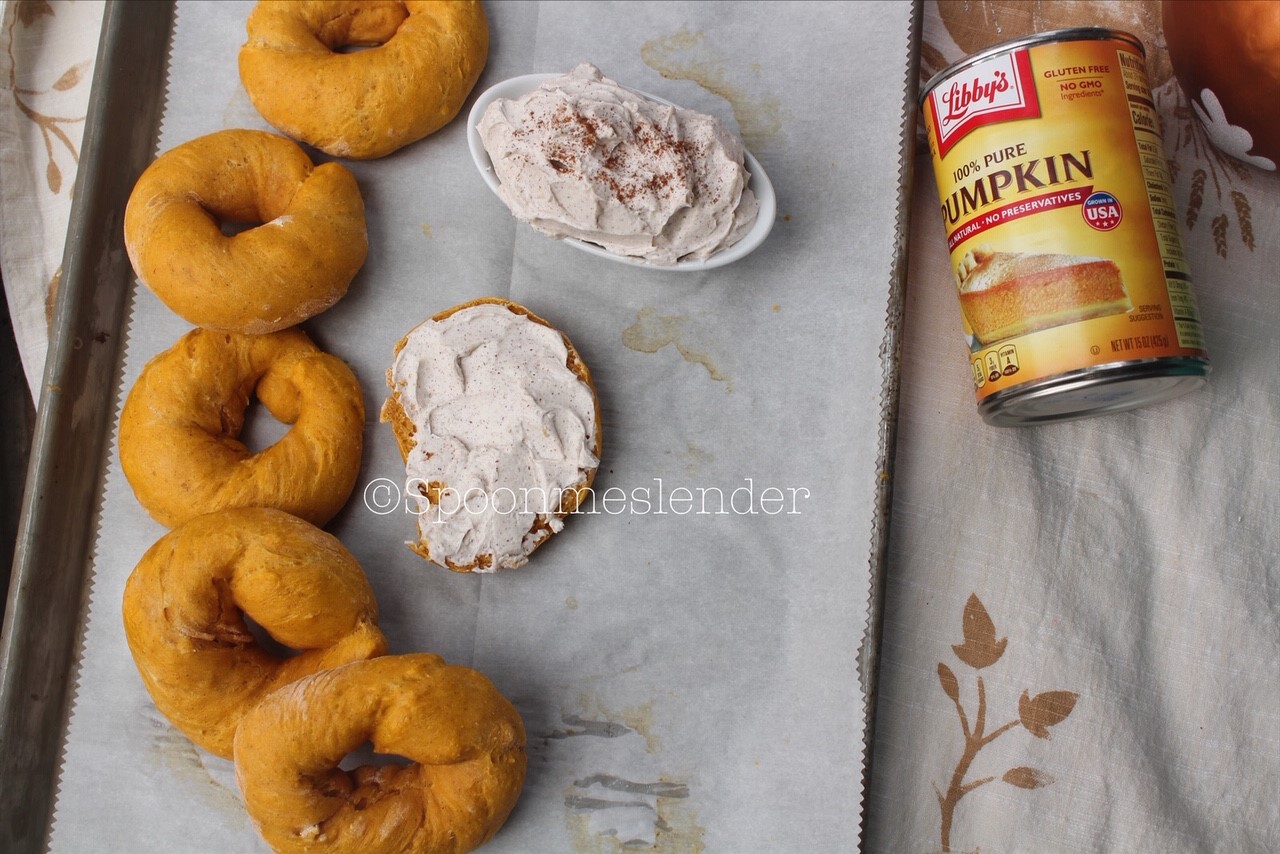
top-left (977, 356), bottom-right (1209, 426)
top-left (920, 26), bottom-right (1147, 107)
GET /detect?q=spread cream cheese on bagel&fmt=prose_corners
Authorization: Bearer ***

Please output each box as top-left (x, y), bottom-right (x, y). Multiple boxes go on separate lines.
top-left (477, 63), bottom-right (760, 265)
top-left (383, 300), bottom-right (599, 571)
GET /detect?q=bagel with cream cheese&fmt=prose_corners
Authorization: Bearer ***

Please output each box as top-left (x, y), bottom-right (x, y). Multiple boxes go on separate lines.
top-left (239, 0), bottom-right (490, 159)
top-left (380, 298), bottom-right (601, 572)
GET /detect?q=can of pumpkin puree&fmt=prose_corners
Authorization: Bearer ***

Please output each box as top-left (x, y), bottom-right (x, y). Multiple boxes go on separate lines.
top-left (920, 27), bottom-right (1209, 426)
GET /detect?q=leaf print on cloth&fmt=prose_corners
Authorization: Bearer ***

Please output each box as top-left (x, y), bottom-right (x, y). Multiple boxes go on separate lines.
top-left (6, 3), bottom-right (89, 195)
top-left (935, 594), bottom-right (1078, 854)
top-left (15, 0), bottom-right (53, 27)
top-left (1018, 690), bottom-right (1078, 739)
top-left (951, 593), bottom-right (1007, 669)
top-left (1002, 766), bottom-right (1053, 789)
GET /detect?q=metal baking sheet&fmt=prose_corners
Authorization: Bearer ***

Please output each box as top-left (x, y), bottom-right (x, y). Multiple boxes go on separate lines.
top-left (0, 3), bottom-right (174, 851)
top-left (0, 2), bottom-right (919, 851)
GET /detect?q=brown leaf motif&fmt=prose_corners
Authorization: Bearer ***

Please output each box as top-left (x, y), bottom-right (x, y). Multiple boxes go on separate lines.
top-left (44, 266), bottom-right (62, 330)
top-left (937, 662), bottom-right (960, 704)
top-left (1002, 767), bottom-right (1053, 789)
top-left (46, 159), bottom-right (61, 194)
top-left (16, 0), bottom-right (53, 27)
top-left (951, 593), bottom-right (1007, 670)
top-left (1018, 690), bottom-right (1078, 739)
top-left (51, 61), bottom-right (88, 92)
top-left (934, 592), bottom-right (1079, 853)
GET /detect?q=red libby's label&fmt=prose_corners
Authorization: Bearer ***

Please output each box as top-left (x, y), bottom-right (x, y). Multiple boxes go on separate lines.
top-left (927, 49), bottom-right (1040, 157)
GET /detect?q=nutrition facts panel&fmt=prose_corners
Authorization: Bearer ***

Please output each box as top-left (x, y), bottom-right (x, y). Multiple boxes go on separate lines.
top-left (1121, 48), bottom-right (1206, 351)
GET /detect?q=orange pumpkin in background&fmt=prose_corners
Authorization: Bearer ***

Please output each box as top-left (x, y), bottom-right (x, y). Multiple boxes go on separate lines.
top-left (1162, 0), bottom-right (1280, 170)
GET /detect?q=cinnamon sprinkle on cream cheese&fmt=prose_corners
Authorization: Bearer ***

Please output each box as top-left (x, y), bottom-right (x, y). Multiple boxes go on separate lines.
top-left (388, 303), bottom-right (598, 571)
top-left (478, 63), bottom-right (759, 265)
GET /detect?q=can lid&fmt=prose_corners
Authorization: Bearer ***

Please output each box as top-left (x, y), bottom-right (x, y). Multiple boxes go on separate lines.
top-left (920, 27), bottom-right (1147, 105)
top-left (978, 358), bottom-right (1209, 426)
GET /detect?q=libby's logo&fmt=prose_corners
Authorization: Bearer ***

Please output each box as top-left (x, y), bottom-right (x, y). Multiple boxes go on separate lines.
top-left (929, 50), bottom-right (1040, 157)
top-left (943, 70), bottom-right (1011, 120)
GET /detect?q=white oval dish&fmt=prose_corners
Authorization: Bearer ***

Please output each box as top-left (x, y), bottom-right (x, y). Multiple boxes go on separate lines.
top-left (466, 72), bottom-right (776, 272)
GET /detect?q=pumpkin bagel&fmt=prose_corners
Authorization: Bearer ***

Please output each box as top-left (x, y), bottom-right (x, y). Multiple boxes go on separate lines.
top-left (234, 653), bottom-right (526, 853)
top-left (239, 0), bottom-right (490, 159)
top-left (119, 327), bottom-right (365, 529)
top-left (122, 507), bottom-right (387, 759)
top-left (123, 128), bottom-right (367, 333)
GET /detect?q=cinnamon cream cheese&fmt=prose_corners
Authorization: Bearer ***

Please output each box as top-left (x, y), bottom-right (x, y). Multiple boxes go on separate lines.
top-left (387, 303), bottom-right (598, 571)
top-left (477, 63), bottom-right (759, 265)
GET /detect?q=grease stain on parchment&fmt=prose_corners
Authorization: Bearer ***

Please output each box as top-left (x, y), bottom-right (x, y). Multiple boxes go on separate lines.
top-left (640, 28), bottom-right (783, 153)
top-left (556, 698), bottom-right (661, 754)
top-left (545, 713), bottom-right (637, 742)
top-left (552, 699), bottom-right (704, 852)
top-left (622, 307), bottom-right (731, 390)
top-left (566, 774), bottom-right (704, 853)
top-left (146, 714), bottom-right (244, 821)
top-left (674, 443), bottom-right (713, 475)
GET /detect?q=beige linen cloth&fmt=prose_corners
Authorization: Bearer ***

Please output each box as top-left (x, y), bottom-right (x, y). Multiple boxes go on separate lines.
top-left (4, 1), bottom-right (1279, 853)
top-left (868, 2), bottom-right (1280, 853)
top-left (0, 0), bottom-right (101, 403)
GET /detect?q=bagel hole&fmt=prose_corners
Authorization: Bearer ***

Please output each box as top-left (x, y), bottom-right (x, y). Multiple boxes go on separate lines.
top-left (239, 399), bottom-right (290, 453)
top-left (334, 42), bottom-right (382, 53)
top-left (242, 613), bottom-right (301, 660)
top-left (339, 742), bottom-right (413, 771)
top-left (218, 218), bottom-right (263, 239)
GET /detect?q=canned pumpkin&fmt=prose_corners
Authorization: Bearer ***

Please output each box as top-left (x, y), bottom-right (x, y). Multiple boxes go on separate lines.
top-left (921, 27), bottom-right (1209, 426)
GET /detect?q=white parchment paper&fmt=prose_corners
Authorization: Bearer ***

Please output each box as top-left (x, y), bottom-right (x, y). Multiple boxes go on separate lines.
top-left (49, 2), bottom-right (917, 851)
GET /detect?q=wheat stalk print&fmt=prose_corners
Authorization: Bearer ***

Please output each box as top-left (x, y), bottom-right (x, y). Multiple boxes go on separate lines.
top-left (935, 594), bottom-right (1078, 853)
top-left (1158, 87), bottom-right (1257, 259)
top-left (1231, 191), bottom-right (1255, 251)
